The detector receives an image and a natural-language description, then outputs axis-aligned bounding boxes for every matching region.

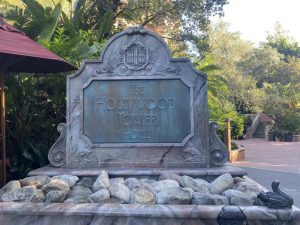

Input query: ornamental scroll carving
[48,123,66,167]
[96,40,180,76]
[209,122,229,166]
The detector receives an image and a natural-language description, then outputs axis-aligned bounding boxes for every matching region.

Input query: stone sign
[48,27,228,169]
[83,79,192,145]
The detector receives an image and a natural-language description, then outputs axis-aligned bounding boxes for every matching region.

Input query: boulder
[195,178,210,189]
[159,172,181,183]
[138,182,157,199]
[45,190,67,203]
[180,176,210,192]
[90,189,110,202]
[68,186,92,197]
[125,178,141,190]
[150,180,179,192]
[2,186,44,202]
[41,179,70,194]
[233,177,245,185]
[222,189,244,199]
[0,188,3,201]
[92,170,110,192]
[192,192,229,205]
[51,175,79,187]
[156,187,193,204]
[109,182,131,203]
[230,195,255,206]
[20,176,50,188]
[233,181,261,194]
[140,179,156,185]
[130,188,155,204]
[210,194,229,205]
[222,189,255,206]
[76,177,95,189]
[2,181,21,194]
[64,196,93,203]
[209,174,233,194]
[192,193,214,205]
[109,178,125,185]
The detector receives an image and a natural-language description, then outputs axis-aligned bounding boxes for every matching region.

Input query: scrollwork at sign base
[48,123,66,167]
[209,122,229,167]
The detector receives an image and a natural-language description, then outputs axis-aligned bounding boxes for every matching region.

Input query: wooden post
[0,67,6,185]
[224,118,232,162]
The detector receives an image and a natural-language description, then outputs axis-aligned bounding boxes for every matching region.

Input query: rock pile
[0,172,262,206]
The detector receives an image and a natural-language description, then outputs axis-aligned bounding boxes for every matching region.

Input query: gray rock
[222,189,244,199]
[68,185,92,197]
[209,174,233,194]
[20,176,50,188]
[90,189,110,202]
[138,182,157,199]
[140,179,156,185]
[98,198,122,204]
[223,189,256,198]
[2,180,21,194]
[0,188,3,201]
[230,195,254,206]
[45,191,67,203]
[109,178,125,185]
[109,182,131,203]
[195,178,210,188]
[41,179,70,194]
[64,196,93,203]
[233,181,261,194]
[125,178,141,190]
[130,188,155,204]
[77,177,95,189]
[150,180,179,192]
[159,172,181,183]
[211,194,229,205]
[51,175,79,187]
[192,192,229,205]
[180,176,210,192]
[222,189,256,206]
[233,177,245,185]
[157,187,193,204]
[192,193,214,205]
[2,186,44,202]
[92,170,110,192]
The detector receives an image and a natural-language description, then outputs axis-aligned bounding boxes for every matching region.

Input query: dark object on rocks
[217,206,246,225]
[258,180,293,209]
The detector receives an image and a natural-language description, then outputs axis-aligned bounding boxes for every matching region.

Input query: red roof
[0,18,76,73]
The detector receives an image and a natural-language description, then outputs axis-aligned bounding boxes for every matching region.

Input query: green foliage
[1,0,108,179]
[194,55,245,138]
[266,23,300,60]
[262,82,300,133]
[6,74,67,179]
[38,2,62,41]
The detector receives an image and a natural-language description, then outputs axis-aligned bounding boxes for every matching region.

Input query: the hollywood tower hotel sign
[48,27,229,169]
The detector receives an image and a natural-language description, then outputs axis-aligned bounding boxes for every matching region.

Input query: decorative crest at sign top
[96,39,181,76]
[124,43,149,70]
[126,26,147,35]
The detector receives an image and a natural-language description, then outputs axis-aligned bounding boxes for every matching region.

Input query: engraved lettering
[106,98,116,110]
[168,98,176,109]
[158,98,168,109]
[84,79,190,144]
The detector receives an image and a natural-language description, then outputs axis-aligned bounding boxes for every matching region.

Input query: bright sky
[212,0,300,45]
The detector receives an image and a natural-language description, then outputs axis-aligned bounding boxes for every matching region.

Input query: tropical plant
[1,0,111,179]
[194,55,245,138]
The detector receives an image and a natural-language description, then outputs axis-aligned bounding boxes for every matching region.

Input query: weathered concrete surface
[0,202,299,225]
